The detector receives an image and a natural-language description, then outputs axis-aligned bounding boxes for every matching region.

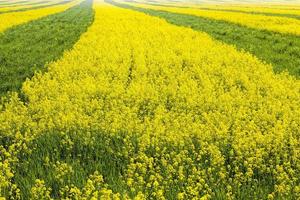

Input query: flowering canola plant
[122,1,300,36]
[0,1,300,199]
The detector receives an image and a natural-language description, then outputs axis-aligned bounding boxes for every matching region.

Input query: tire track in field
[0,0,94,96]
[108,0,300,78]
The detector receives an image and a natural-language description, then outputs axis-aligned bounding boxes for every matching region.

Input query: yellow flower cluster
[59,171,125,200]
[123,1,300,36]
[1,1,300,199]
[53,161,74,184]
[30,179,52,200]
[0,0,83,33]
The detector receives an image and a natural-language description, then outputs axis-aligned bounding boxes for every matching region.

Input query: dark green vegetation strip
[0,0,94,96]
[0,0,73,14]
[107,0,300,78]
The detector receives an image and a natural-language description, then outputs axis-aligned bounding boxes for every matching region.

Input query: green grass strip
[0,0,94,96]
[0,0,73,14]
[107,0,300,78]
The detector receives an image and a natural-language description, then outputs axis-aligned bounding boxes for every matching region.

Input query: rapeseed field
[0,0,299,199]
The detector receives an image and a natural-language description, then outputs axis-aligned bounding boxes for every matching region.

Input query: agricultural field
[0,0,300,199]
